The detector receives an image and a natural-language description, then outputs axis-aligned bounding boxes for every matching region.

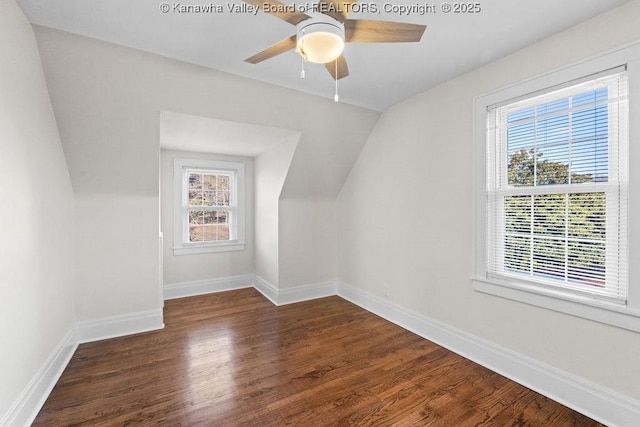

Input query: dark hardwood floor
[34,288,602,426]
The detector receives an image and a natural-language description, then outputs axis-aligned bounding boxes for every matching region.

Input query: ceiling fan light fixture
[296,18,345,64]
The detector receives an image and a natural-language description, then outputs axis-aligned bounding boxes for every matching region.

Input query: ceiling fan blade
[317,0,358,23]
[345,20,426,43]
[245,35,297,64]
[325,55,349,80]
[243,0,311,25]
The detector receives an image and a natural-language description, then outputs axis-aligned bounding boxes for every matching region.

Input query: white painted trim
[163,274,254,300]
[336,281,640,427]
[1,327,78,427]
[275,280,337,305]
[172,242,246,255]
[76,309,164,343]
[173,158,246,255]
[472,41,640,332]
[473,276,640,332]
[252,276,337,306]
[26,276,635,426]
[253,275,279,305]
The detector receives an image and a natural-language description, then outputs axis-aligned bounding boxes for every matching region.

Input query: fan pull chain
[334,59,339,103]
[300,56,305,80]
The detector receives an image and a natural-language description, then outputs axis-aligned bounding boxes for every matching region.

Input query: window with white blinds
[486,71,628,303]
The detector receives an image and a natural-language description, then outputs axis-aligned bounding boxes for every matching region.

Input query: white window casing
[173,158,246,255]
[472,42,640,332]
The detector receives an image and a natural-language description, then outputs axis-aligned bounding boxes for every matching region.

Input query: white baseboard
[253,276,336,305]
[76,309,164,343]
[1,327,78,427]
[336,281,640,427]
[253,275,279,305]
[277,280,337,305]
[22,277,636,426]
[163,274,254,300]
[171,274,640,424]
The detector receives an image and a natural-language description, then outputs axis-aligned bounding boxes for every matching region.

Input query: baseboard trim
[253,276,336,306]
[69,274,639,425]
[336,281,640,427]
[76,309,164,343]
[164,274,254,300]
[253,275,279,305]
[1,327,78,427]
[277,280,337,305]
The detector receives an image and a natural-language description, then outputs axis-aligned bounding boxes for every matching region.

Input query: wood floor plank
[33,288,603,426]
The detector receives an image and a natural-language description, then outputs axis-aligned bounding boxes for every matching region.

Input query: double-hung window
[473,44,640,332]
[173,159,245,255]
[489,71,628,302]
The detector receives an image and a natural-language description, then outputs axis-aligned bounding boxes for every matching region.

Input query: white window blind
[486,71,628,303]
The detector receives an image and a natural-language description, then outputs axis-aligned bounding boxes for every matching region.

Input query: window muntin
[487,72,628,303]
[173,158,245,255]
[186,170,232,243]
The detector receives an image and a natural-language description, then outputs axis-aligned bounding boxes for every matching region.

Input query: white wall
[33,25,379,322]
[337,0,640,401]
[254,136,299,286]
[279,197,337,288]
[161,149,255,284]
[0,0,75,423]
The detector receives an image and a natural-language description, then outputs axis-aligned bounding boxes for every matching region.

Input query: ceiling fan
[243,0,426,81]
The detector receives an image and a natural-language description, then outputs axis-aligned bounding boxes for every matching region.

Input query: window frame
[472,42,640,332]
[489,72,626,302]
[173,158,245,255]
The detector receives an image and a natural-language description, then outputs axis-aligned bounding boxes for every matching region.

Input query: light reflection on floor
[186,324,237,410]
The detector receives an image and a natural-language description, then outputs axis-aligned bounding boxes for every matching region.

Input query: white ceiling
[18,0,633,111]
[160,111,300,156]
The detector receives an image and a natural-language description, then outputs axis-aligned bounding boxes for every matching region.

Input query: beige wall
[279,197,338,288]
[34,25,379,321]
[0,0,75,422]
[19,0,640,417]
[255,136,299,286]
[160,149,255,285]
[337,0,640,400]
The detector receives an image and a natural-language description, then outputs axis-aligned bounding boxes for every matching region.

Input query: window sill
[472,276,640,333]
[172,242,246,255]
